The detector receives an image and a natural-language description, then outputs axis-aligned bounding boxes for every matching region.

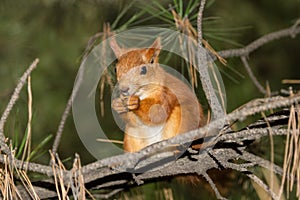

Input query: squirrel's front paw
[112,98,128,114]
[112,96,140,114]
[124,95,140,110]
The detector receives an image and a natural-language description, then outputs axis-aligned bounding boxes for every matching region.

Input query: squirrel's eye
[140,66,147,75]
[150,58,154,64]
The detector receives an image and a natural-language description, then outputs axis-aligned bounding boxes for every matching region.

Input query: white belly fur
[126,124,164,146]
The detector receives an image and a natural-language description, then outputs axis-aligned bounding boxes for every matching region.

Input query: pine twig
[202,172,227,200]
[0,59,39,156]
[241,56,266,94]
[51,57,85,155]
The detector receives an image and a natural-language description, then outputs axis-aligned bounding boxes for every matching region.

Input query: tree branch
[79,95,299,180]
[197,0,226,122]
[241,56,266,94]
[51,56,85,155]
[202,172,227,200]
[0,59,39,156]
[197,0,206,42]
[0,94,298,199]
[217,23,300,59]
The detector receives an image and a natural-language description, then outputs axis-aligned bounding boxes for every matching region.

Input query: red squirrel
[110,37,204,152]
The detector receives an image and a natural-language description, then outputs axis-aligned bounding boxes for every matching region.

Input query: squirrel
[110,37,204,153]
[109,38,234,197]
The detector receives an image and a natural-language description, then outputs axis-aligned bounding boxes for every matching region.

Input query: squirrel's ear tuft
[147,37,161,63]
[151,37,161,50]
[110,37,123,59]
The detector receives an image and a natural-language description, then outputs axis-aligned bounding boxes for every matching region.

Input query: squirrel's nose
[120,86,129,96]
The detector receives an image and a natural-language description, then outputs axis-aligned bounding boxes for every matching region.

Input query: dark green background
[0,0,299,199]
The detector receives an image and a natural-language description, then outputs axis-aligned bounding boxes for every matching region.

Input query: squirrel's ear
[150,37,161,49]
[110,37,123,59]
[147,37,161,62]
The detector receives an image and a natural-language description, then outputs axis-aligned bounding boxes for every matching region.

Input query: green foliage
[0,0,299,199]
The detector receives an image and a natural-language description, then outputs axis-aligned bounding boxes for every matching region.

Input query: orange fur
[110,37,204,153]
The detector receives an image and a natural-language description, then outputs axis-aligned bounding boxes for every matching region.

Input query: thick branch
[197,0,226,121]
[2,96,298,199]
[82,94,300,176]
[0,154,53,176]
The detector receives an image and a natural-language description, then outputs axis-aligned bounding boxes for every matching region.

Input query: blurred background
[0,0,299,199]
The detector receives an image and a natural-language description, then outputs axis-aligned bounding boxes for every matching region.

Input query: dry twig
[0,59,39,157]
[241,56,266,94]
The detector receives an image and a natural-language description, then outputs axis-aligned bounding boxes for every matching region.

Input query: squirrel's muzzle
[119,86,130,96]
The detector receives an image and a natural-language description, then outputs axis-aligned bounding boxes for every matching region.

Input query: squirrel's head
[110,37,163,99]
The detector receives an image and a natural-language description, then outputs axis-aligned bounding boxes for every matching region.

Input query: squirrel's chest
[123,103,182,152]
[124,124,164,152]
[126,123,164,146]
